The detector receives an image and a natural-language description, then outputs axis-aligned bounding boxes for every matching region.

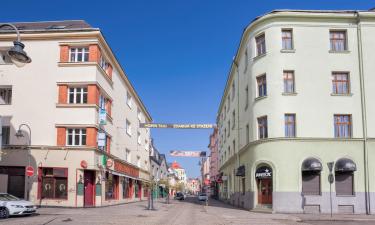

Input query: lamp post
[15,123,32,200]
[0,23,32,67]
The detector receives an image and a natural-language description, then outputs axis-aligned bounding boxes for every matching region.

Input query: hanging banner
[98,132,106,147]
[139,123,215,129]
[99,109,107,125]
[170,150,206,157]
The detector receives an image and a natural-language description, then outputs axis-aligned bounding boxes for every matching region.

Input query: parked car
[174,192,185,200]
[198,193,207,201]
[0,193,37,219]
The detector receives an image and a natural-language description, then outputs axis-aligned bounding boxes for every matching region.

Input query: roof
[171,161,182,169]
[0,20,97,33]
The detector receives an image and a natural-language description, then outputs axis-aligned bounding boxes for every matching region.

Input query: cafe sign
[255,166,272,179]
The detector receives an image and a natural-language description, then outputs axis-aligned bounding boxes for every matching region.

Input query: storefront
[255,165,272,206]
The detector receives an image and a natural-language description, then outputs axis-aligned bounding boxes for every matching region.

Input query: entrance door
[257,179,272,204]
[84,171,95,207]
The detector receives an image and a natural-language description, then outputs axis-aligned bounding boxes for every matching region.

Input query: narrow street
[3,197,375,225]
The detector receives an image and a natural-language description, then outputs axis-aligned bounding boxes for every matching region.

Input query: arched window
[335,158,356,196]
[301,158,322,195]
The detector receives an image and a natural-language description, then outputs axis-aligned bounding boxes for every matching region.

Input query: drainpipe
[233,60,241,201]
[355,11,370,215]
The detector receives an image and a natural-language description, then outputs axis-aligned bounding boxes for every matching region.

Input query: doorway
[84,170,95,207]
[255,165,273,206]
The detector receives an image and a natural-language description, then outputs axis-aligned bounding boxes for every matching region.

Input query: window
[245,85,249,109]
[40,168,68,199]
[125,149,131,162]
[227,95,230,111]
[0,87,12,104]
[105,172,118,200]
[257,116,268,139]
[285,114,296,137]
[145,139,149,150]
[137,132,141,145]
[242,177,246,195]
[137,156,141,167]
[66,128,86,146]
[227,121,230,137]
[330,30,347,51]
[332,72,350,94]
[231,83,235,101]
[282,29,293,50]
[99,55,110,71]
[126,120,132,136]
[246,124,250,144]
[232,111,235,129]
[137,109,142,122]
[68,87,87,104]
[227,146,230,157]
[69,47,89,62]
[257,75,267,97]
[232,140,236,153]
[335,171,354,195]
[302,171,321,195]
[255,33,266,56]
[283,71,295,93]
[126,92,132,108]
[334,115,352,138]
[1,126,10,145]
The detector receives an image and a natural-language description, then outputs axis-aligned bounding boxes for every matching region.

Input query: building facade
[0,21,152,207]
[170,161,187,185]
[186,178,200,195]
[201,157,210,193]
[150,139,168,198]
[208,127,219,198]
[217,10,375,214]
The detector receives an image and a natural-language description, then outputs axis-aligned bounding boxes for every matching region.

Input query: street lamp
[15,123,32,200]
[0,23,32,67]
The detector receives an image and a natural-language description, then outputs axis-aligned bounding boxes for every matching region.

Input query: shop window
[105,172,118,200]
[40,167,68,199]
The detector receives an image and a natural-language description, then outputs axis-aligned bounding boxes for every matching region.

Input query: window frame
[281,29,294,50]
[1,126,10,145]
[68,87,88,104]
[66,128,87,146]
[283,70,295,94]
[285,113,296,138]
[0,86,12,105]
[257,116,268,139]
[126,120,132,136]
[69,47,89,63]
[334,114,352,138]
[126,92,132,108]
[256,74,267,97]
[332,72,350,95]
[255,33,266,56]
[329,30,348,52]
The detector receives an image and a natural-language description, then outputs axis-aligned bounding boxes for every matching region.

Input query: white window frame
[69,47,89,62]
[126,92,132,108]
[68,87,88,104]
[137,109,142,122]
[126,120,132,136]
[66,128,86,146]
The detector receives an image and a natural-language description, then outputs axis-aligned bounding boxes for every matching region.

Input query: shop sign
[255,166,272,179]
[99,108,107,125]
[114,161,139,178]
[106,159,113,168]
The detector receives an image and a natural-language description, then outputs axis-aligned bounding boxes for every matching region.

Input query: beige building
[0,20,152,207]
[217,9,375,214]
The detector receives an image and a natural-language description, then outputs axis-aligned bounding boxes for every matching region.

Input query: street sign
[328,174,334,184]
[26,166,34,177]
[139,123,215,129]
[170,150,206,157]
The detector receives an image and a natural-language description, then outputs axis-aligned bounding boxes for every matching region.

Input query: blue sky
[2,0,373,178]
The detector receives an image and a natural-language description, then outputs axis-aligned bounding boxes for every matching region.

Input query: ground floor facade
[0,147,150,207]
[219,139,375,214]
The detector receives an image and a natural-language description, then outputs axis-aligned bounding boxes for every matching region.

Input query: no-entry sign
[26,166,34,177]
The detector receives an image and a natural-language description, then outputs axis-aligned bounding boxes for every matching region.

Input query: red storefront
[114,161,141,200]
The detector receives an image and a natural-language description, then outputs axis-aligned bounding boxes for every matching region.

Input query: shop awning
[109,170,138,180]
[235,165,245,177]
[335,158,357,172]
[302,157,322,171]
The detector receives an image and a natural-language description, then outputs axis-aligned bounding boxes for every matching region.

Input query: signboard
[170,150,206,157]
[80,160,88,169]
[99,109,107,125]
[114,161,139,178]
[255,166,272,179]
[98,132,106,148]
[140,123,215,129]
[26,166,34,177]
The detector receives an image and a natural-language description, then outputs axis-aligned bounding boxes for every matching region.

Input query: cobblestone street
[2,197,375,225]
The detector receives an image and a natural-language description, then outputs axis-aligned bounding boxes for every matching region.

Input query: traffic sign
[26,166,34,177]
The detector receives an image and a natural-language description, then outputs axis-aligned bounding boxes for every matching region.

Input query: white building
[0,20,152,207]
[217,9,375,214]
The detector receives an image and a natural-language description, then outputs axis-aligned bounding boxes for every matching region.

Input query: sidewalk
[294,213,375,222]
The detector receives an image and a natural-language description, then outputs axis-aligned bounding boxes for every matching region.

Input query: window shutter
[56,127,66,146]
[302,171,320,195]
[335,172,353,195]
[58,85,68,104]
[60,45,69,62]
